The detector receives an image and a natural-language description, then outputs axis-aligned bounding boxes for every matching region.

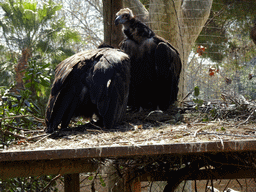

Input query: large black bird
[115,8,182,111]
[45,47,130,133]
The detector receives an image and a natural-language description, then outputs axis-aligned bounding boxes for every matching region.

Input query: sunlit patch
[107,79,111,88]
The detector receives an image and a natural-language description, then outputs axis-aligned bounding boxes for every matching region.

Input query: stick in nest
[144,110,163,120]
[236,110,255,127]
[89,122,108,132]
[34,132,56,144]
[40,174,62,192]
[193,128,202,137]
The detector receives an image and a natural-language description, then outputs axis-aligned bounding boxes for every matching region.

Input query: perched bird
[115,8,182,111]
[45,47,130,133]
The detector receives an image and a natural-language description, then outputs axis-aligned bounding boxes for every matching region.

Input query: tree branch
[123,0,149,22]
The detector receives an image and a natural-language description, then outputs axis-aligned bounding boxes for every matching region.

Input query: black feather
[116,8,182,110]
[45,48,130,133]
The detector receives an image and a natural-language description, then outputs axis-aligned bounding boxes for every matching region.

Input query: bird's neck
[122,18,154,44]
[122,18,135,31]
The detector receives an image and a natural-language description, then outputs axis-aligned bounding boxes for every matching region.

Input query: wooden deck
[1,140,256,180]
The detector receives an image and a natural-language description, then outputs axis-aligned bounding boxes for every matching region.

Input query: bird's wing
[45,49,99,132]
[89,49,130,129]
[155,42,182,109]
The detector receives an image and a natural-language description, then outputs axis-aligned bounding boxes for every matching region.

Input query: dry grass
[5,105,256,151]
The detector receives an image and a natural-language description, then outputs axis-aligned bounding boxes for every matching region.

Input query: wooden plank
[0,159,97,179]
[64,173,80,192]
[2,140,256,162]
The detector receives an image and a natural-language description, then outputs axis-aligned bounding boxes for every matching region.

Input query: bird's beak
[114,16,121,26]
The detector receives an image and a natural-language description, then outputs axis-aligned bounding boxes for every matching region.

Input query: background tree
[57,0,103,50]
[191,0,256,99]
[196,0,256,62]
[0,0,80,93]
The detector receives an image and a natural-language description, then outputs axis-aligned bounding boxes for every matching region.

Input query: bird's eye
[123,14,129,18]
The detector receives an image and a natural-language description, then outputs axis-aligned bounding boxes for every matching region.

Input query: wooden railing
[1,140,256,191]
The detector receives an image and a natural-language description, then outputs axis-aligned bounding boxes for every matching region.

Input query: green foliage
[0,87,44,134]
[23,59,51,97]
[193,86,204,110]
[0,0,82,191]
[0,57,57,190]
[210,108,217,118]
[22,58,52,117]
[99,174,106,187]
[0,45,18,87]
[0,0,62,50]
[0,0,82,143]
[140,0,150,9]
[194,86,200,97]
[202,114,209,122]
[1,175,58,191]
[196,0,256,62]
[216,127,225,131]
[0,0,80,71]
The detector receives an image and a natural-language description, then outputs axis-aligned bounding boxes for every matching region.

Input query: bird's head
[115,8,134,26]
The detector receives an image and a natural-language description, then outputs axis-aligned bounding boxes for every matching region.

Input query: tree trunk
[12,48,31,93]
[103,0,123,47]
[124,0,213,102]
[123,0,149,22]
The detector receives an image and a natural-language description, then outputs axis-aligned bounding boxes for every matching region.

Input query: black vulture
[45,47,130,133]
[115,8,182,111]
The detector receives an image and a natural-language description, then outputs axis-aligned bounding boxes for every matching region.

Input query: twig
[205,180,209,192]
[31,115,45,124]
[194,180,198,192]
[5,124,30,131]
[0,129,27,140]
[193,128,202,137]
[1,127,48,142]
[181,91,193,102]
[235,179,243,190]
[40,174,62,192]
[236,110,255,127]
[198,131,256,138]
[91,167,101,192]
[27,134,48,141]
[182,180,187,192]
[34,132,55,144]
[24,129,45,134]
[89,122,107,132]
[0,115,31,120]
[214,135,224,149]
[1,114,45,125]
[144,110,163,120]
[223,179,231,191]
[86,129,106,133]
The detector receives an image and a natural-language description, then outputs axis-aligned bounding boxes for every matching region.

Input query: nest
[4,91,256,151]
[3,91,256,191]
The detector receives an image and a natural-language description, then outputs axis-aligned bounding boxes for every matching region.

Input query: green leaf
[194,86,200,97]
[88,176,93,180]
[197,99,204,106]
[39,78,50,87]
[99,175,106,187]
